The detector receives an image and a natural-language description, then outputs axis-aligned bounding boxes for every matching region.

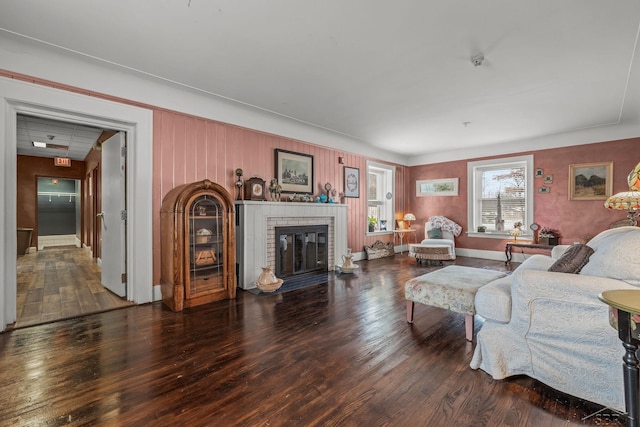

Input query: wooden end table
[599,290,640,427]
[504,241,554,264]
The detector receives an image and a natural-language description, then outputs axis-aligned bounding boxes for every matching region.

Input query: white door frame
[0,77,154,331]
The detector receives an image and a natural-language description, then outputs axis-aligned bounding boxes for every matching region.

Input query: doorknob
[97,212,105,218]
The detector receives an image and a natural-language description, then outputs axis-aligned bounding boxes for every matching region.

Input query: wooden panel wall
[152,110,407,285]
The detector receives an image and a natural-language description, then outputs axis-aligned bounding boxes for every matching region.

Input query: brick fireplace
[235,201,348,290]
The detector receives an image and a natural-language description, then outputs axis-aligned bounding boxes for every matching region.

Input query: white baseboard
[153,285,163,302]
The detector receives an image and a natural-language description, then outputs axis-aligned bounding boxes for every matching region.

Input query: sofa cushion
[548,244,594,274]
[427,227,442,239]
[515,254,557,272]
[580,227,640,285]
[475,276,513,323]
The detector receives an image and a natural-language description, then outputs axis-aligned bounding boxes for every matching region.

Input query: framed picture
[416,178,459,197]
[535,168,544,178]
[568,161,613,200]
[275,149,314,194]
[343,166,359,198]
[544,174,553,184]
[538,186,550,193]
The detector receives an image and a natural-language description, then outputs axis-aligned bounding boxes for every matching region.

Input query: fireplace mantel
[235,201,348,289]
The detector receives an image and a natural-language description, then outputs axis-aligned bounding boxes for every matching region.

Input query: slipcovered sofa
[471,226,640,411]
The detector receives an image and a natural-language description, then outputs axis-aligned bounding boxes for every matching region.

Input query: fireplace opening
[275,225,328,280]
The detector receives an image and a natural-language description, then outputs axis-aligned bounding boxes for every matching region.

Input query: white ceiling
[2,1,640,160]
[16,115,104,161]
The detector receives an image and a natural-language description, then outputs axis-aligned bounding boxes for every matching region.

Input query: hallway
[15,246,134,328]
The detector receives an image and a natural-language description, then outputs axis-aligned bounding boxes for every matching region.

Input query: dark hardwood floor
[0,254,625,426]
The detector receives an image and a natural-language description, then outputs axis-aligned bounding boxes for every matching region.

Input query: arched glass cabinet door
[187,193,225,298]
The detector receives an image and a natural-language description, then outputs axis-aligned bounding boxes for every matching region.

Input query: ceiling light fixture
[471,53,484,67]
[32,141,47,148]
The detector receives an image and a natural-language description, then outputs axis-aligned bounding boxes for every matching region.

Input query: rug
[247,272,329,296]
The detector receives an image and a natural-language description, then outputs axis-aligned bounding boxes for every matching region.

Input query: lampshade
[403,213,416,222]
[604,161,640,226]
[604,191,640,225]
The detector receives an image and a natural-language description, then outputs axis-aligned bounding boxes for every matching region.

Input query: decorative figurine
[234,168,244,200]
[268,178,282,202]
[324,182,332,202]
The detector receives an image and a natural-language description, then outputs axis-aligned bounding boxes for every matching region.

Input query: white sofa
[471,226,640,411]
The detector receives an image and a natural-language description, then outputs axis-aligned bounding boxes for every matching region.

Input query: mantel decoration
[275,149,314,194]
[268,178,282,202]
[244,177,266,201]
[604,161,640,225]
[234,168,244,200]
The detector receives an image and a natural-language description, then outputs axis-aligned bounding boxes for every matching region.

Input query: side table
[393,228,417,253]
[599,289,640,427]
[505,241,554,264]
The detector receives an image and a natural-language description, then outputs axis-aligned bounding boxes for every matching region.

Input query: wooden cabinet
[160,179,236,311]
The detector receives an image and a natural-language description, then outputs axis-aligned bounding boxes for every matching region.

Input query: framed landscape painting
[416,178,459,197]
[275,149,314,194]
[568,161,613,200]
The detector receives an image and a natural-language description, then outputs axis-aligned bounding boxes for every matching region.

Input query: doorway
[37,177,81,250]
[14,127,131,328]
[1,76,154,331]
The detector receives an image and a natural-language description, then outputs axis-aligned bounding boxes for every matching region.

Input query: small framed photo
[535,168,544,178]
[343,166,360,198]
[544,174,553,184]
[568,161,613,200]
[538,186,550,194]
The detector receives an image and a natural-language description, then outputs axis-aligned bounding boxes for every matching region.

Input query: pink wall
[4,69,637,286]
[152,110,407,285]
[409,138,640,253]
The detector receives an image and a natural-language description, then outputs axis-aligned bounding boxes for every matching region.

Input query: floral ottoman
[405,265,507,341]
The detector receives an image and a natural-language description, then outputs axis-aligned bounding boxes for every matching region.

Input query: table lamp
[604,161,640,226]
[403,213,416,228]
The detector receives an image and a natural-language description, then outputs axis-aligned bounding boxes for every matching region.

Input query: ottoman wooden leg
[406,300,415,323]
[464,314,474,341]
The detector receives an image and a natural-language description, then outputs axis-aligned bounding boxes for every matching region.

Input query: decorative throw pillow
[427,227,443,239]
[548,244,594,274]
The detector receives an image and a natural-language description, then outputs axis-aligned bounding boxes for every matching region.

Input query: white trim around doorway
[0,77,154,331]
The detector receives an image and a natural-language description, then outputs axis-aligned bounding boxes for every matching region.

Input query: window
[366,161,395,233]
[467,155,534,238]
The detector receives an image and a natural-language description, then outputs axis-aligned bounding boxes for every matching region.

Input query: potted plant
[368,216,378,232]
[539,227,560,245]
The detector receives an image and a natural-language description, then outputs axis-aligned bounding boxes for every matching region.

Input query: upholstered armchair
[408,216,461,264]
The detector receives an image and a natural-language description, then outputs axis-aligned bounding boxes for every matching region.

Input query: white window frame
[467,155,534,239]
[366,160,395,235]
